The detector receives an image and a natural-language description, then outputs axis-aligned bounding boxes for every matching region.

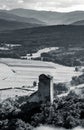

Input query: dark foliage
[31,95,84,129]
[71,74,84,86]
[0,119,33,130]
[41,47,82,66]
[54,83,69,95]
[0,25,84,59]
[0,94,84,129]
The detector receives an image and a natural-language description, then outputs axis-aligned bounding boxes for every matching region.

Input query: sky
[0,0,84,12]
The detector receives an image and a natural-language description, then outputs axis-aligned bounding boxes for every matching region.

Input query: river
[21,47,59,59]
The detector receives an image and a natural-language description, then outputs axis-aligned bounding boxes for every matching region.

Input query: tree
[33,81,37,87]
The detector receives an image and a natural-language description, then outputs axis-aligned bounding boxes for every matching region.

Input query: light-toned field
[0,89,34,101]
[0,58,82,100]
[49,62,82,83]
[0,58,82,89]
[0,58,55,88]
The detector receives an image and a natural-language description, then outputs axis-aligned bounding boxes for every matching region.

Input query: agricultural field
[0,58,82,89]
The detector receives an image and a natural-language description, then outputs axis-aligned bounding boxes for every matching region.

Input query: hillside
[1,25,84,46]
[72,20,84,25]
[0,19,43,31]
[0,11,45,26]
[9,9,84,25]
[0,25,84,57]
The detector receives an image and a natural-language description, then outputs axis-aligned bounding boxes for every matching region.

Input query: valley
[0,8,84,130]
[0,55,82,101]
[1,25,84,60]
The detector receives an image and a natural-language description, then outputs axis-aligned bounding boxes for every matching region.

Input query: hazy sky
[0,0,84,12]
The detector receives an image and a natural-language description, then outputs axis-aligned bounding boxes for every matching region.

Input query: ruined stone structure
[28,74,54,104]
[38,74,54,103]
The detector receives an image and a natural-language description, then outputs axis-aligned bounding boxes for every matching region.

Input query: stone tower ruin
[28,74,54,104]
[38,74,54,104]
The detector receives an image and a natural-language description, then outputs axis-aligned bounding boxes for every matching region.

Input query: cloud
[0,0,24,10]
[18,0,24,4]
[0,0,84,12]
[22,0,84,12]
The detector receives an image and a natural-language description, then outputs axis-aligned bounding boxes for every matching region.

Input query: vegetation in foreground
[31,95,84,129]
[0,93,84,130]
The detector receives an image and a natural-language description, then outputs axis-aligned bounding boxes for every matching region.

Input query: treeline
[0,25,84,58]
[41,47,83,66]
[0,94,84,129]
[31,95,84,129]
[71,73,84,86]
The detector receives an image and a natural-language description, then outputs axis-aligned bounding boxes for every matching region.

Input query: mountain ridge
[0,10,45,25]
[8,8,84,25]
[0,18,44,31]
[71,20,84,25]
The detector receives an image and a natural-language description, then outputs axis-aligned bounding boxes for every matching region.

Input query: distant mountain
[0,19,43,31]
[71,20,84,25]
[9,9,84,25]
[0,11,45,26]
